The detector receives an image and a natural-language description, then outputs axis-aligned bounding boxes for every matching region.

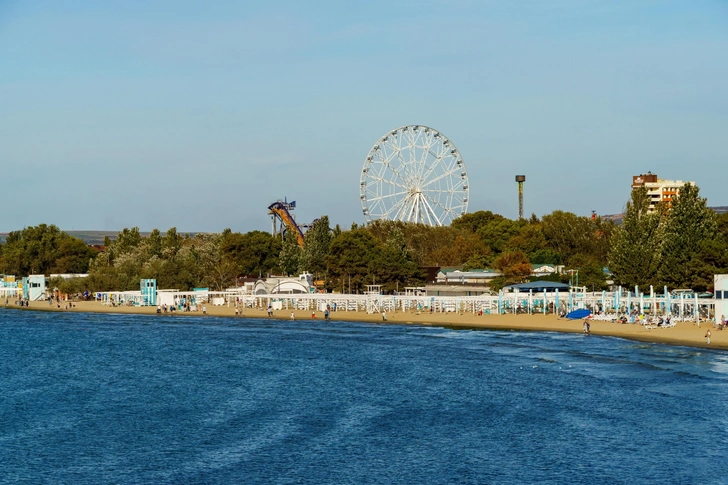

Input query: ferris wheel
[359,125,469,226]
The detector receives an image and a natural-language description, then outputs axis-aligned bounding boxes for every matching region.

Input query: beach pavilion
[503,281,570,292]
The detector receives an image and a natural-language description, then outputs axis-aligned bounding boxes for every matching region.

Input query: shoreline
[2,300,723,351]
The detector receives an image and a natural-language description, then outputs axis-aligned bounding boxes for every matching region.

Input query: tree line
[1,183,726,294]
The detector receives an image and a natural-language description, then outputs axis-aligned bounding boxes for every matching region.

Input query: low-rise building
[254,273,316,294]
[436,269,501,285]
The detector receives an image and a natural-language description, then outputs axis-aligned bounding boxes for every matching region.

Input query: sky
[1,0,727,233]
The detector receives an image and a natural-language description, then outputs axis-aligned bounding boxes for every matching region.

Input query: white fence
[92,288,717,323]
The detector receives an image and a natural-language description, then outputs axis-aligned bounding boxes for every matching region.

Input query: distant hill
[0,230,199,245]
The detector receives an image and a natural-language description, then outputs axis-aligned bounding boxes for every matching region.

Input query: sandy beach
[3,299,723,351]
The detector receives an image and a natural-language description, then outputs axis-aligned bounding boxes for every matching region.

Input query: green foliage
[370,228,425,292]
[477,218,525,254]
[301,216,332,277]
[529,249,562,265]
[367,219,488,267]
[462,254,493,271]
[658,183,718,289]
[326,228,380,293]
[451,210,504,233]
[0,224,97,275]
[219,230,281,276]
[608,187,663,288]
[567,254,608,291]
[9,183,724,295]
[279,230,302,276]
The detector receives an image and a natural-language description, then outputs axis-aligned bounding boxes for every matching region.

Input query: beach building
[254,273,315,295]
[632,172,692,213]
[530,264,563,277]
[436,269,501,285]
[141,279,157,306]
[424,284,491,297]
[715,275,728,319]
[50,273,89,280]
[0,275,21,298]
[23,275,48,301]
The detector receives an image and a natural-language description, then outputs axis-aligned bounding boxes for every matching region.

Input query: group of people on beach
[155,302,202,314]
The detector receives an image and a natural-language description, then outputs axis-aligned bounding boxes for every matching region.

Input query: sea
[1,310,728,484]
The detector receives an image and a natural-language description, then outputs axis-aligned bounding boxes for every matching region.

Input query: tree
[369,227,425,292]
[507,222,547,257]
[219,230,281,276]
[541,211,595,262]
[301,215,332,277]
[451,210,504,233]
[477,218,524,254]
[608,187,663,287]
[567,254,608,291]
[658,183,718,289]
[325,229,380,293]
[492,251,532,285]
[0,224,97,276]
[462,254,493,271]
[279,230,302,276]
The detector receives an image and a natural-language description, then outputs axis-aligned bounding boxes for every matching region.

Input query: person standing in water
[705,329,711,344]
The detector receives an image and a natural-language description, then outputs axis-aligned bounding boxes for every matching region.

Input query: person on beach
[202,306,207,315]
[290,312,295,321]
[324,309,330,320]
[311,311,316,319]
[382,311,387,322]
[705,330,711,344]
[235,307,239,316]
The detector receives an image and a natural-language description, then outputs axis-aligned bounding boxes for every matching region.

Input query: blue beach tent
[566,309,591,320]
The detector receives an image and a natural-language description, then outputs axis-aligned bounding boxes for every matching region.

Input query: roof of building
[439,270,501,278]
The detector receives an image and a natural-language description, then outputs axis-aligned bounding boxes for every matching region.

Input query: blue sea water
[1,310,728,484]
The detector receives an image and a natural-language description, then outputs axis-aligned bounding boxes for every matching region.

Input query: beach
[5,299,723,350]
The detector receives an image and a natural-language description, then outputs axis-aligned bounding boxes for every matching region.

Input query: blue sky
[1,0,726,232]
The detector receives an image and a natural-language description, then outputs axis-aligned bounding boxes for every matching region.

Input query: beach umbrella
[679,293,684,318]
[569,290,573,312]
[615,287,621,313]
[695,293,699,323]
[543,291,547,314]
[498,290,503,314]
[529,289,533,314]
[555,289,559,314]
[640,293,644,315]
[602,290,606,313]
[627,291,632,314]
[663,286,668,314]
